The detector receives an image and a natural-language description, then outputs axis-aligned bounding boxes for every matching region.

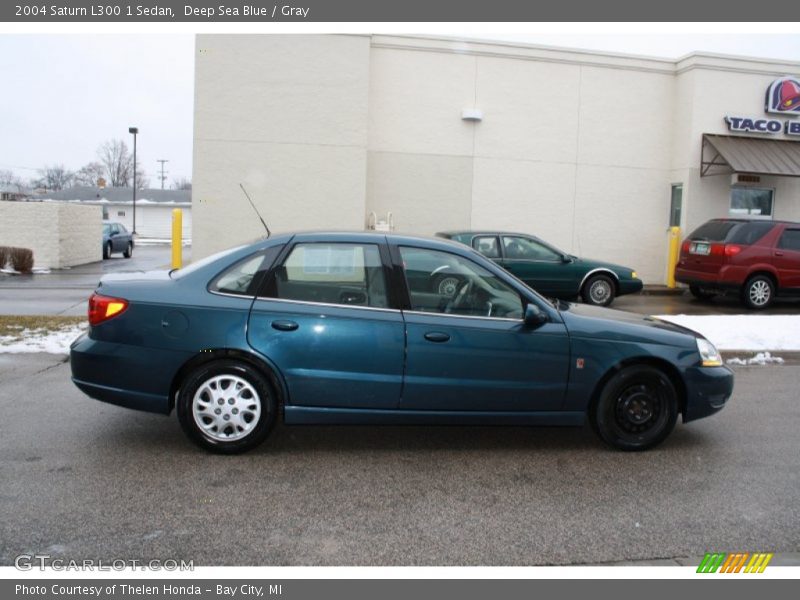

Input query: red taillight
[724,244,742,257]
[681,240,690,254]
[710,243,725,256]
[88,293,129,326]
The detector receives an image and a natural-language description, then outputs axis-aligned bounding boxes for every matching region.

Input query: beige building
[192,35,800,283]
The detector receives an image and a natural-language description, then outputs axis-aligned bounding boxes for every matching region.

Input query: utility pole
[156,159,169,190]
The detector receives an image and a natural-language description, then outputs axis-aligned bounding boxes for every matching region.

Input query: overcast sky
[1,33,797,188]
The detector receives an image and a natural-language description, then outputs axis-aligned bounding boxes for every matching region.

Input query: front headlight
[631,271,638,279]
[697,338,722,367]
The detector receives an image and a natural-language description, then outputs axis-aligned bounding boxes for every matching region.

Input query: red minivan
[675,218,800,309]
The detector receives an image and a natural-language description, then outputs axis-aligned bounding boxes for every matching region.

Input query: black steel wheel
[591,365,678,451]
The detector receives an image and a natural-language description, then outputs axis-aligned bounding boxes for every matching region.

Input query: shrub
[0,246,9,270]
[10,247,34,273]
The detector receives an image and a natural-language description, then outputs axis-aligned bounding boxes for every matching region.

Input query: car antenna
[239,183,271,238]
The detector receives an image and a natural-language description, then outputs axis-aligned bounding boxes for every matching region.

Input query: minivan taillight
[724,244,742,257]
[88,293,129,326]
[681,240,690,254]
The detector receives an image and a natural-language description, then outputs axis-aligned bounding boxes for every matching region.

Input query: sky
[1,33,798,188]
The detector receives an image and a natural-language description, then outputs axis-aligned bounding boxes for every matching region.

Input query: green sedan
[436,231,643,306]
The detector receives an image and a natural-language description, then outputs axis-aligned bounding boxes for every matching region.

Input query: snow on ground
[0,324,86,354]
[726,352,785,366]
[655,314,800,352]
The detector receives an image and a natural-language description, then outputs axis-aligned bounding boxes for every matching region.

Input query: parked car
[675,218,800,309]
[70,232,732,454]
[102,221,134,259]
[436,231,642,307]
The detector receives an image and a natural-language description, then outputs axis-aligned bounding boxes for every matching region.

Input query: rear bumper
[682,365,735,423]
[70,332,189,415]
[675,265,744,292]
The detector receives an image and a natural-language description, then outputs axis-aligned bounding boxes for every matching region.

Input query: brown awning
[701,134,800,177]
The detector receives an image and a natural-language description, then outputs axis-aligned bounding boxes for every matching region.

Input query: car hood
[571,256,634,275]
[557,301,701,346]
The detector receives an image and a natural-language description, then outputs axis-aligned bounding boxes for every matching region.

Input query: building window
[730,187,774,219]
[117,210,126,217]
[669,184,683,227]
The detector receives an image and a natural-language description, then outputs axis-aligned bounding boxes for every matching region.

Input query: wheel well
[581,270,620,295]
[168,349,286,414]
[745,270,778,290]
[588,356,687,417]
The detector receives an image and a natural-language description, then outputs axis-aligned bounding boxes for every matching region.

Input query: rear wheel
[741,275,774,310]
[591,365,678,451]
[581,274,615,307]
[689,284,716,301]
[103,241,111,259]
[123,242,133,258]
[177,360,276,453]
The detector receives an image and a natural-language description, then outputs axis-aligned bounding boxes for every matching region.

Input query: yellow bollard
[666,226,681,288]
[171,208,183,270]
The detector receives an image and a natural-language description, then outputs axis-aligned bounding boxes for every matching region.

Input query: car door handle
[271,320,299,332]
[774,251,784,257]
[424,331,450,343]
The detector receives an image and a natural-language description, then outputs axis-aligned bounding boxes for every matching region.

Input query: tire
[581,274,616,307]
[590,365,678,451]
[741,275,774,310]
[103,241,111,259]
[177,360,277,454]
[123,242,133,258]
[434,274,462,298]
[689,284,716,301]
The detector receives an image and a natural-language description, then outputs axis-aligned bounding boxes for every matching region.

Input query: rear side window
[727,222,774,245]
[210,253,268,296]
[778,229,800,251]
[472,236,500,258]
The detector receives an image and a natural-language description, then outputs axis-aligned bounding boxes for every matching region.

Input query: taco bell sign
[725,76,800,137]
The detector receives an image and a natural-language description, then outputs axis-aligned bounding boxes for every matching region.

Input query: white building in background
[192,35,800,283]
[33,186,192,240]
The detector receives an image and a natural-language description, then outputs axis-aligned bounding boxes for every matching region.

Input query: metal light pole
[128,127,138,234]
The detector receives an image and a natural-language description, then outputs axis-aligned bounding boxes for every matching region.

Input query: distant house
[0,184,31,202]
[32,186,192,240]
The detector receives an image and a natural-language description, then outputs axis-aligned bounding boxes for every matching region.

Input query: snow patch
[0,324,87,354]
[655,314,800,351]
[726,352,785,366]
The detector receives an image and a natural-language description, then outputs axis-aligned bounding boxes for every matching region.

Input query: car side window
[210,253,268,296]
[472,236,501,259]
[118,224,128,234]
[267,243,389,308]
[778,229,800,251]
[399,246,523,319]
[110,224,119,235]
[502,236,561,261]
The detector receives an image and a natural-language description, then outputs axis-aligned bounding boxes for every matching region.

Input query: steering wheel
[444,279,473,314]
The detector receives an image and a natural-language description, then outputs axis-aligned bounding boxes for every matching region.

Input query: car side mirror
[561,254,573,263]
[523,303,548,328]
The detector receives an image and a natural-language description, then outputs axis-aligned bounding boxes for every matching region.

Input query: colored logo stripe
[697,552,773,573]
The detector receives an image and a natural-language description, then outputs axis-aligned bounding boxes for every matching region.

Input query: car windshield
[102,224,111,234]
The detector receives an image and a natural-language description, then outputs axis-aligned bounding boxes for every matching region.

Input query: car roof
[702,218,799,226]
[437,230,544,238]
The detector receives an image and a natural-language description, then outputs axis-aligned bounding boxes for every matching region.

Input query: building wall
[102,203,192,239]
[193,34,371,258]
[192,35,800,284]
[0,201,101,269]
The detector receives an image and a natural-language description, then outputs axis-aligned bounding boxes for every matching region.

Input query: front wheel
[591,365,678,451]
[123,242,133,258]
[581,274,615,307]
[177,360,276,453]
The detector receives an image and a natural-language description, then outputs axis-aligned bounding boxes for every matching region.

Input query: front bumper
[682,365,734,423]
[618,278,644,296]
[70,332,189,415]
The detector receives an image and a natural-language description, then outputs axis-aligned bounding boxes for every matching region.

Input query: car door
[396,244,570,412]
[773,227,800,290]
[247,239,406,409]
[497,235,568,297]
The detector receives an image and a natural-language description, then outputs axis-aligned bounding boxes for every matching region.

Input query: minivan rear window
[688,220,773,245]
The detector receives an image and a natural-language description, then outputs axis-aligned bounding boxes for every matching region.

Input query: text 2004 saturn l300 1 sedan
[70,232,733,454]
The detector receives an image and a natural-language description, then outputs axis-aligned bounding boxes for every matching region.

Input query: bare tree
[0,169,23,189]
[73,161,106,187]
[172,177,192,191]
[97,139,133,187]
[34,164,74,192]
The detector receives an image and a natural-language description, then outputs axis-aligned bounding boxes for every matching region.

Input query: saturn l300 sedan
[70,232,733,453]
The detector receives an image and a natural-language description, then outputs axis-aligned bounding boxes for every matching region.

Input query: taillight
[88,293,129,326]
[710,243,725,256]
[681,240,690,254]
[724,244,742,257]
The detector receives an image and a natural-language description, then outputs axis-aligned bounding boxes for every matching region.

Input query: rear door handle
[774,251,784,257]
[271,320,299,332]
[424,331,450,343]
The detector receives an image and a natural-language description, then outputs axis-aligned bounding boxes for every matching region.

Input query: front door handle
[774,251,784,257]
[424,331,450,343]
[271,320,299,332]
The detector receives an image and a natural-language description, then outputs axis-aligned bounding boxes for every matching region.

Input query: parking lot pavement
[609,291,800,317]
[0,245,189,316]
[0,354,797,566]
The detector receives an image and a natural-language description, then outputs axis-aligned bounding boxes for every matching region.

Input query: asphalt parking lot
[0,352,797,566]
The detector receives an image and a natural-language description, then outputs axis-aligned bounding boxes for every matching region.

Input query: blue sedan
[102,221,134,259]
[70,232,733,453]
